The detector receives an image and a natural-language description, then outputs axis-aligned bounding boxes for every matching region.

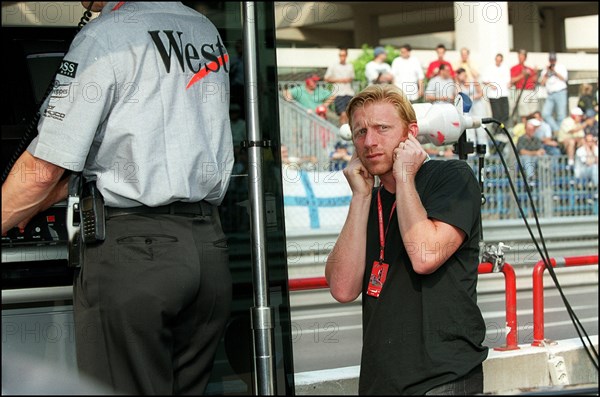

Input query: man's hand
[393,134,427,183]
[343,151,374,198]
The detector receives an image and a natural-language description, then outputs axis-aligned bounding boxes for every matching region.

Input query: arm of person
[325,152,374,303]
[392,135,466,274]
[539,68,549,86]
[541,137,559,146]
[473,81,484,100]
[2,151,66,234]
[282,88,294,103]
[569,121,587,134]
[323,93,336,108]
[510,71,527,85]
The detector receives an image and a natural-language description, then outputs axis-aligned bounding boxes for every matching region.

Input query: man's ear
[408,122,419,138]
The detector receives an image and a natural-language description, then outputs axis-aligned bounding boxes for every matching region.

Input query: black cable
[494,124,599,366]
[483,120,599,369]
[488,124,599,367]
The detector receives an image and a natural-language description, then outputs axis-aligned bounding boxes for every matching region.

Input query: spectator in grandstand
[574,133,598,186]
[325,83,487,395]
[391,43,425,102]
[517,118,547,182]
[531,111,561,155]
[482,53,511,128]
[283,73,334,115]
[577,83,598,119]
[584,113,598,138]
[557,107,593,167]
[509,49,539,121]
[540,52,568,134]
[424,63,457,103]
[454,47,479,83]
[365,46,392,85]
[324,47,356,126]
[425,43,456,79]
[517,118,545,157]
[456,67,489,153]
[329,141,352,171]
[511,115,528,145]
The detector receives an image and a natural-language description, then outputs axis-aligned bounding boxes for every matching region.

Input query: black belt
[105,201,213,219]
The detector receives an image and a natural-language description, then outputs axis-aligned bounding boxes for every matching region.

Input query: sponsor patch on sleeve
[58,60,78,78]
[51,81,71,99]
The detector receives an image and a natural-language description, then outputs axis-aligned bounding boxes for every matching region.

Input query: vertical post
[531,260,548,346]
[242,2,276,394]
[500,264,519,350]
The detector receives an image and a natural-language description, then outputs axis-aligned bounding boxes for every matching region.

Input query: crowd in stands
[276,44,598,188]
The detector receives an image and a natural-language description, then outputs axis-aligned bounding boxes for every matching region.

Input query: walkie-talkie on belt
[80,181,106,244]
[66,174,106,267]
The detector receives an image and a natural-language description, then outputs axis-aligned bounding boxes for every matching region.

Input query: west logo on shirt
[58,60,78,78]
[148,31,229,89]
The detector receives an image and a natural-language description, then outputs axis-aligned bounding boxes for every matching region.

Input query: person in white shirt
[482,53,511,127]
[365,46,392,86]
[325,47,356,126]
[391,44,424,102]
[574,133,598,186]
[540,52,568,133]
[424,64,456,103]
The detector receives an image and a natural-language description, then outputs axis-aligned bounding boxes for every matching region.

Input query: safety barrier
[288,262,519,351]
[478,262,519,351]
[531,255,599,347]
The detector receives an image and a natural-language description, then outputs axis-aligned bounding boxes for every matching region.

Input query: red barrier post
[478,262,519,351]
[531,255,598,347]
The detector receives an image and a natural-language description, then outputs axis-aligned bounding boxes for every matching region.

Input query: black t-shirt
[359,159,489,395]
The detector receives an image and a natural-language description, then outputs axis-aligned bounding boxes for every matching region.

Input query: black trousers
[74,210,231,395]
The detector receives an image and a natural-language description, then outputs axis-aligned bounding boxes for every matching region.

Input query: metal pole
[242,2,276,395]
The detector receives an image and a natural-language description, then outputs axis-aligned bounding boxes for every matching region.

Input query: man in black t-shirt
[325,84,488,395]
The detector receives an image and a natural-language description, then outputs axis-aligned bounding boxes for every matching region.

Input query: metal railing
[478,262,519,351]
[278,96,341,167]
[531,255,599,347]
[479,155,599,219]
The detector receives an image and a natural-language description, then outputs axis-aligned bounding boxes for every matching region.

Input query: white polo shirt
[29,2,233,207]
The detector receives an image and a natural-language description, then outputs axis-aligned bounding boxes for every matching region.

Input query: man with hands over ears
[325,84,488,395]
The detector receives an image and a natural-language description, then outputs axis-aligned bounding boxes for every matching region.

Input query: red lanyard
[377,187,397,263]
[112,2,126,11]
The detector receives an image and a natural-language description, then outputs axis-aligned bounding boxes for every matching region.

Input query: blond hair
[346,84,416,136]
